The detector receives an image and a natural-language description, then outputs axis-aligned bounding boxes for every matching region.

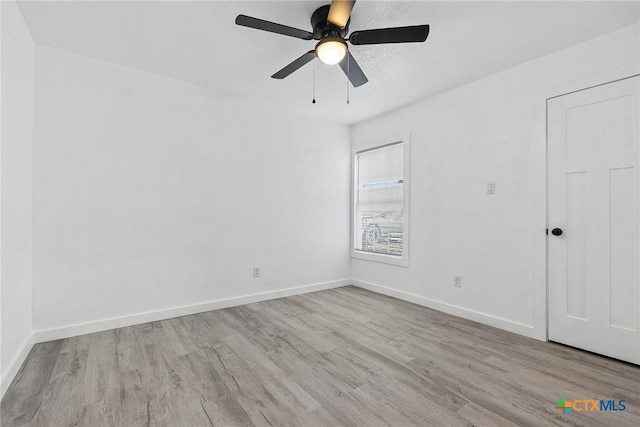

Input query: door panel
[609,167,635,330]
[566,94,635,155]
[548,76,639,364]
[566,171,588,320]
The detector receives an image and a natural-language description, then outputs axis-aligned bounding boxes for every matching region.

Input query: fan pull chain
[312,57,316,104]
[346,51,350,104]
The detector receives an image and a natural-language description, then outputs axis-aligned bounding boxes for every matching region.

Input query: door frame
[544,72,640,344]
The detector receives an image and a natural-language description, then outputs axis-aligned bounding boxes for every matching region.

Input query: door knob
[551,228,563,236]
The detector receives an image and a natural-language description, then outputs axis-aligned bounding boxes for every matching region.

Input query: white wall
[1,1,35,396]
[351,24,640,340]
[32,46,351,335]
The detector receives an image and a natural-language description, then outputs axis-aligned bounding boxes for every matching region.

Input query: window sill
[351,250,409,267]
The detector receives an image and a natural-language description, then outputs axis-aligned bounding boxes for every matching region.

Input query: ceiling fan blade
[327,0,356,29]
[272,51,316,79]
[236,15,314,40]
[339,51,368,87]
[349,25,429,45]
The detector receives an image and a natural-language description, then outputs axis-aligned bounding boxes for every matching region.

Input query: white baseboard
[33,279,350,344]
[350,279,538,339]
[1,333,35,399]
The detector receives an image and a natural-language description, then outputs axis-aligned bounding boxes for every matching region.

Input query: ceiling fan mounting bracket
[311,5,349,40]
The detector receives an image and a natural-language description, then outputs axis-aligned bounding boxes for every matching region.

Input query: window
[352,138,409,266]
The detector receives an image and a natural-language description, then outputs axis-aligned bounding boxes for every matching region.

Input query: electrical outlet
[253,266,261,278]
[454,275,462,288]
[486,181,496,194]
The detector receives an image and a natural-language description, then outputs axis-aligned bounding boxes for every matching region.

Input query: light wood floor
[2,286,639,426]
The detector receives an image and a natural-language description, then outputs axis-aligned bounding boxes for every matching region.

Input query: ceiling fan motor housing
[311,5,349,40]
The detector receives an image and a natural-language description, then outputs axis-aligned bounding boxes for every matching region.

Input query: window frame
[351,134,410,267]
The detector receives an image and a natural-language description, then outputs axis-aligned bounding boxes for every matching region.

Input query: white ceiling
[17,1,640,125]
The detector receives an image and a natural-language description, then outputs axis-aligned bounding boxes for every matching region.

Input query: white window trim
[351,133,410,267]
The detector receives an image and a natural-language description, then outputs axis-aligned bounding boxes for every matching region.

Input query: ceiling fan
[235,0,430,87]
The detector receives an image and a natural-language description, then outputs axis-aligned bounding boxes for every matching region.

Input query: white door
[548,76,640,364]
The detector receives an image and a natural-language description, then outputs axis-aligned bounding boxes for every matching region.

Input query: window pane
[355,143,404,257]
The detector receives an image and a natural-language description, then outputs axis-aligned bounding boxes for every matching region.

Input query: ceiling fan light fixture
[236,1,430,87]
[316,37,347,65]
